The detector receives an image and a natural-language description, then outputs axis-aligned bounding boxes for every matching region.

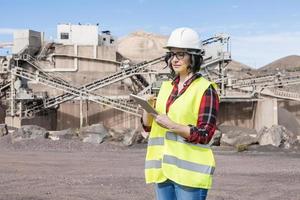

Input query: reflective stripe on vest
[148,137,164,146]
[163,155,215,175]
[145,160,162,169]
[165,131,211,149]
[145,124,167,184]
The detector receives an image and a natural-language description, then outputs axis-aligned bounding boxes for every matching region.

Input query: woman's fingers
[143,95,157,106]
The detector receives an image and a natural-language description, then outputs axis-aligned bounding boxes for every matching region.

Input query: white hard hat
[165,27,202,51]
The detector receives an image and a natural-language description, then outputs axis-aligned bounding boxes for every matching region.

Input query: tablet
[130,94,158,115]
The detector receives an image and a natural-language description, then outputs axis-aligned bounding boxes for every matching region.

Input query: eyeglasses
[166,52,187,60]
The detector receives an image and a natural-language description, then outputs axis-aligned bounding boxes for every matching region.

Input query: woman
[141,27,219,200]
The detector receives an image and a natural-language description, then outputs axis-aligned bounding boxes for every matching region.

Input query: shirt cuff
[140,117,152,132]
[186,124,209,144]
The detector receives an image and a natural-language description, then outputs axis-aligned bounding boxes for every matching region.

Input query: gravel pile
[0,134,138,153]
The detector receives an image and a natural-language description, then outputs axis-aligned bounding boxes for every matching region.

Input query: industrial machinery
[1,25,300,129]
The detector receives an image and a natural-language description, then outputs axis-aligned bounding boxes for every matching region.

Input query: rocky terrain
[0,124,300,200]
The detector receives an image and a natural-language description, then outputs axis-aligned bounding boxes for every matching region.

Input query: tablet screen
[130,94,158,115]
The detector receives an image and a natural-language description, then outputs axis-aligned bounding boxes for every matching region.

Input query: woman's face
[169,48,191,75]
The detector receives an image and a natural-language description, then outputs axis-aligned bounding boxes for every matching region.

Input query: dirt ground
[0,136,299,200]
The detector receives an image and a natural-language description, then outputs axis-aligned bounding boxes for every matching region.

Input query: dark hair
[164,50,203,78]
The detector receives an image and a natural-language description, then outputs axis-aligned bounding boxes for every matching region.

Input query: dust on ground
[0,135,299,200]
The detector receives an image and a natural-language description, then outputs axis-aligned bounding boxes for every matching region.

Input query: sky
[1,0,300,68]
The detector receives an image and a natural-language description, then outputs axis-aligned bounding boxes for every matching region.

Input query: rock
[258,126,280,147]
[221,132,258,147]
[80,123,108,135]
[82,133,107,144]
[258,125,285,147]
[122,129,145,146]
[79,124,109,144]
[209,129,222,146]
[48,128,77,140]
[256,125,299,149]
[140,131,149,139]
[108,128,147,145]
[236,144,249,152]
[291,140,300,151]
[281,127,298,149]
[219,126,258,147]
[0,124,8,137]
[11,125,48,143]
[108,128,125,142]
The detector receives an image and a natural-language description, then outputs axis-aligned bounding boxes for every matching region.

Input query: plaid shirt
[142,73,219,144]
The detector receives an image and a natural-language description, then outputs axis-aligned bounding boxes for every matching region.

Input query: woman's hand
[155,114,175,129]
[142,94,157,116]
[155,114,190,139]
[141,94,157,127]
[143,94,156,107]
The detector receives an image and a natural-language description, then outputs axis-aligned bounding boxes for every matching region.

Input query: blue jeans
[155,179,208,200]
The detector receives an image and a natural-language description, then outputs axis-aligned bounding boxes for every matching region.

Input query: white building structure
[57,24,115,46]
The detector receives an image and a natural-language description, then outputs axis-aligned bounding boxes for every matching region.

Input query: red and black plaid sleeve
[186,85,219,144]
[141,117,152,132]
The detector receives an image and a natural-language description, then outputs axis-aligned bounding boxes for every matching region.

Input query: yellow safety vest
[145,76,218,189]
